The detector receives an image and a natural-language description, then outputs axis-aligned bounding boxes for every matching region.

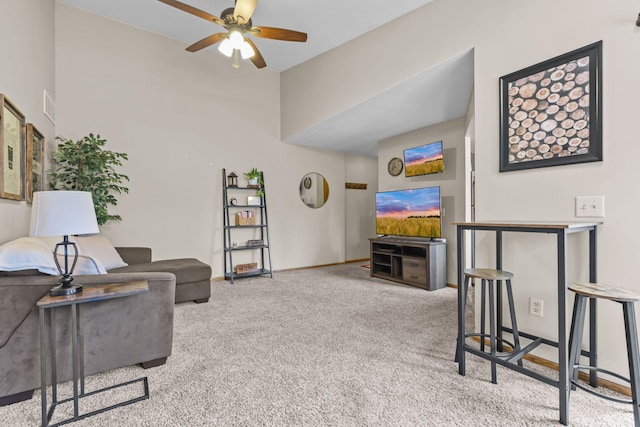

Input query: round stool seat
[464,268,514,281]
[569,282,640,303]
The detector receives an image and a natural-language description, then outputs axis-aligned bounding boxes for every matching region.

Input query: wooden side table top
[453,220,602,229]
[37,280,148,309]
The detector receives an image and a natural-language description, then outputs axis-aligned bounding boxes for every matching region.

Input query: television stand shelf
[369,237,446,291]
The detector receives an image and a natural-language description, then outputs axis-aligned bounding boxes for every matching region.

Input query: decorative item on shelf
[387,157,403,176]
[636,12,640,26]
[29,191,100,296]
[244,168,262,188]
[247,195,261,206]
[229,197,238,206]
[236,262,258,274]
[235,210,256,225]
[247,239,264,247]
[227,171,238,187]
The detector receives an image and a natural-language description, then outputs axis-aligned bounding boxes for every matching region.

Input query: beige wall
[377,118,466,285]
[0,0,56,243]
[344,153,377,260]
[54,4,347,275]
[283,0,640,380]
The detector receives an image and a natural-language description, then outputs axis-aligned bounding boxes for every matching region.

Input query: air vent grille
[43,90,55,124]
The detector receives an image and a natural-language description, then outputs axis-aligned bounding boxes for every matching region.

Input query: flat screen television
[403,141,445,177]
[375,186,441,239]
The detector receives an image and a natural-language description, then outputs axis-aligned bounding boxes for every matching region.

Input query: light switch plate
[575,196,605,217]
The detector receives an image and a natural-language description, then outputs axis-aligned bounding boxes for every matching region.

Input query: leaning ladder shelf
[222,168,273,284]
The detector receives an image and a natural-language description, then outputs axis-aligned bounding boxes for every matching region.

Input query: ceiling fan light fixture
[228,30,244,49]
[240,41,255,59]
[218,38,234,57]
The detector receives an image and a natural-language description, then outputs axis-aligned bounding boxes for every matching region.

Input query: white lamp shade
[228,31,244,49]
[218,38,234,57]
[30,191,100,237]
[240,41,255,59]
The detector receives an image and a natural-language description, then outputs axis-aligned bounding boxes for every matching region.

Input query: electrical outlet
[529,297,543,317]
[575,196,605,217]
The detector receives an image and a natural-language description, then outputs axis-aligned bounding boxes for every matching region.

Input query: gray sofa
[0,247,211,406]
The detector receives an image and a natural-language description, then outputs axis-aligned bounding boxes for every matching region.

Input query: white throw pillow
[75,236,128,270]
[0,237,107,275]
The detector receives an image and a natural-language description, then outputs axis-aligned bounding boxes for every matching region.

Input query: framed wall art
[499,41,602,172]
[26,123,45,204]
[0,94,26,200]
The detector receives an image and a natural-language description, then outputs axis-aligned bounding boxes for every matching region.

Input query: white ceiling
[57,0,474,157]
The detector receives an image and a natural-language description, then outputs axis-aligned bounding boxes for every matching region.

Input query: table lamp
[29,191,100,296]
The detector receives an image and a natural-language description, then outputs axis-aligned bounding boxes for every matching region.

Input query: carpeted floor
[1,263,634,426]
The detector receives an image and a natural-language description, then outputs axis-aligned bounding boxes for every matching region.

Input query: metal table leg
[557,230,569,425]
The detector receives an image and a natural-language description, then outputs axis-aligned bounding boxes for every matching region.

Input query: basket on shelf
[236,262,258,274]
[235,211,256,226]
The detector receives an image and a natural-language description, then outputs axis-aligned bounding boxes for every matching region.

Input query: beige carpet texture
[1,263,635,426]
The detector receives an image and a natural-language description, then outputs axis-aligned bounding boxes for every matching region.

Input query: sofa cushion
[0,237,107,275]
[75,236,128,269]
[109,258,211,284]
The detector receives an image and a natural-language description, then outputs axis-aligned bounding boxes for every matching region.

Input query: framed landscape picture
[499,41,602,172]
[0,94,26,200]
[26,123,45,204]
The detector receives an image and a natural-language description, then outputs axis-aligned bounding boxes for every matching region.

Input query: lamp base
[50,283,83,297]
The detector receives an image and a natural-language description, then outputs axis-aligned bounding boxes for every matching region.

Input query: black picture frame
[499,41,602,172]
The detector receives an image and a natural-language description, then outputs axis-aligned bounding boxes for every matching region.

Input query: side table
[38,280,150,427]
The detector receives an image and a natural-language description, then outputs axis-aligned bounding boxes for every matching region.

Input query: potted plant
[48,133,129,225]
[244,168,264,196]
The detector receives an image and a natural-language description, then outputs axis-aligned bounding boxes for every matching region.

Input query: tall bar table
[454,221,600,426]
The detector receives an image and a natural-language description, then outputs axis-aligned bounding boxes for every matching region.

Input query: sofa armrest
[115,247,152,265]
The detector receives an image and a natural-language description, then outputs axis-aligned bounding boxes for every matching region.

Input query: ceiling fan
[159,0,308,69]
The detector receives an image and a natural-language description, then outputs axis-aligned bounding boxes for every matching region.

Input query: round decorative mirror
[299,172,330,208]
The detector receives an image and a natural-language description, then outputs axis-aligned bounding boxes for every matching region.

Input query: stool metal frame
[459,268,522,384]
[568,282,640,426]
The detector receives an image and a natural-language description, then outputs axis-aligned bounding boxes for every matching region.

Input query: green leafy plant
[49,133,129,225]
[244,167,264,196]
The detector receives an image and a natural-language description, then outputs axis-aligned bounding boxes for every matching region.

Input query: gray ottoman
[112,250,211,304]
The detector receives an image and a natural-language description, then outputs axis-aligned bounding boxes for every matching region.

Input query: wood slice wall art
[499,41,602,172]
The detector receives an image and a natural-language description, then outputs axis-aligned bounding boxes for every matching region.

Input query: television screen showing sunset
[376,186,441,238]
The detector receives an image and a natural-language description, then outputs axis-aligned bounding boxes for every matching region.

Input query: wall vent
[43,90,55,124]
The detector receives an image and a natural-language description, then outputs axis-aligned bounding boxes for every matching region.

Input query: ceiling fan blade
[186,33,226,52]
[250,26,307,42]
[245,38,266,69]
[158,0,224,26]
[233,0,258,24]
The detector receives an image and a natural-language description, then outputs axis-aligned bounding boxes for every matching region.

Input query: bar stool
[458,268,522,384]
[568,282,640,426]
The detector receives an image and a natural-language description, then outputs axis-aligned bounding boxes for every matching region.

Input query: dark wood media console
[369,237,446,291]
